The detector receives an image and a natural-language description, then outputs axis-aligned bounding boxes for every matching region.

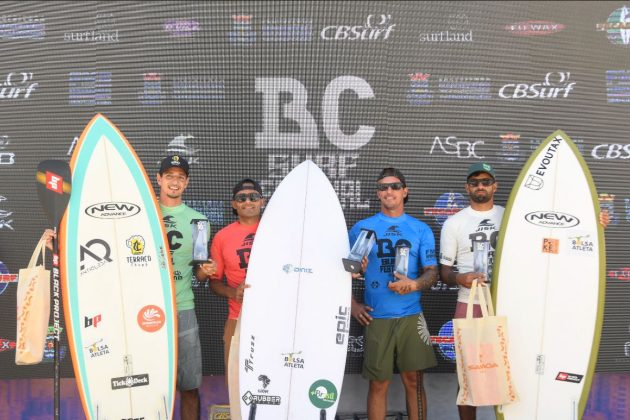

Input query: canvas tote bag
[15,233,51,365]
[454,280,518,406]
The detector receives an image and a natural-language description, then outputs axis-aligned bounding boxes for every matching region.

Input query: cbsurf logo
[525,211,580,228]
[85,202,141,219]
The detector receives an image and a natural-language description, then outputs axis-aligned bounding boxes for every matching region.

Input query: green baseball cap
[467,162,495,179]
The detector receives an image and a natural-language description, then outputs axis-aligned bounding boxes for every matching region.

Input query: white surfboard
[492,130,605,420]
[238,160,351,419]
[60,114,176,419]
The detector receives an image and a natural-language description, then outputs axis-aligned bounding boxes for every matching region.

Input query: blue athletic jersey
[349,212,437,319]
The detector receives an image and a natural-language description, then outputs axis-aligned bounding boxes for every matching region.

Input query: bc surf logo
[525,211,580,228]
[85,201,141,219]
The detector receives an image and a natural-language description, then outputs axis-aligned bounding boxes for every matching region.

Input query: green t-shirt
[160,203,210,311]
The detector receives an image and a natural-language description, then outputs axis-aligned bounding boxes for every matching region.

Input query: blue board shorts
[177,309,202,391]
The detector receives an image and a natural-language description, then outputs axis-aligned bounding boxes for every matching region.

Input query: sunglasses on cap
[467,178,495,187]
[376,182,405,191]
[233,192,262,203]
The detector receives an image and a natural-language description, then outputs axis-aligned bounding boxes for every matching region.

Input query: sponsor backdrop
[1,0,630,388]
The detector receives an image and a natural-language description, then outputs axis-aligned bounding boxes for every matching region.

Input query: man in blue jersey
[350,167,438,420]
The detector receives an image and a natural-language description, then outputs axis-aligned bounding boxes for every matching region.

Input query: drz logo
[80,239,113,271]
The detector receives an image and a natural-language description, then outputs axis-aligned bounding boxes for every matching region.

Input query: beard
[470,191,492,204]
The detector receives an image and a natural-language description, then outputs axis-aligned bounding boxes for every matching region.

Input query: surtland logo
[525,211,580,228]
[85,202,141,219]
[596,6,630,46]
[504,20,565,36]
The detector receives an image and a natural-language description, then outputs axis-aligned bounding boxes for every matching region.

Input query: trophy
[394,244,410,279]
[191,219,209,264]
[342,229,376,273]
[472,239,490,283]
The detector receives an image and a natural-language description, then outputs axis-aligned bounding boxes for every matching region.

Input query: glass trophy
[472,239,490,283]
[394,244,410,279]
[343,229,376,273]
[191,219,209,264]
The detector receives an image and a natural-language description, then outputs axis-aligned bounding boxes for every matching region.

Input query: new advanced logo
[524,211,580,228]
[85,202,141,219]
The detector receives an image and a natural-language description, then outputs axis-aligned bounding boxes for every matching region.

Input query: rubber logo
[137,305,165,333]
[309,379,338,409]
[85,202,141,219]
[525,211,580,228]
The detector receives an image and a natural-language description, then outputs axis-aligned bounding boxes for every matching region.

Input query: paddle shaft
[52,227,61,420]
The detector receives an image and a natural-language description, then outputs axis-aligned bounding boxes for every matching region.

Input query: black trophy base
[342,258,362,273]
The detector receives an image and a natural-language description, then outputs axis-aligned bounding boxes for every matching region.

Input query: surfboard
[60,114,176,420]
[228,317,242,420]
[492,130,605,419]
[238,160,351,419]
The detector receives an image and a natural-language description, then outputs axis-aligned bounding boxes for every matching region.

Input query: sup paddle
[36,160,71,420]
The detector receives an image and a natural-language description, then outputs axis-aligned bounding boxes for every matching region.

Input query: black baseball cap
[159,154,189,176]
[232,178,263,198]
[376,167,407,186]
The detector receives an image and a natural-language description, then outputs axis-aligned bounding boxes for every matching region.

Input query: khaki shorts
[363,313,437,381]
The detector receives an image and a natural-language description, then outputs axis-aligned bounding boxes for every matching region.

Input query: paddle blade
[36,160,72,227]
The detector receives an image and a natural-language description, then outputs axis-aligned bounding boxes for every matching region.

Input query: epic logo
[85,202,141,219]
[525,211,580,228]
[256,76,374,150]
[335,306,350,345]
[84,314,102,328]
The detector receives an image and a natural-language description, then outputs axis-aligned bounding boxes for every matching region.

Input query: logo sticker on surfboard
[84,201,141,219]
[524,211,580,228]
[137,305,165,332]
[309,379,338,409]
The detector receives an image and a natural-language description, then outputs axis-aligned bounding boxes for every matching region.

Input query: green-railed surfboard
[492,130,605,420]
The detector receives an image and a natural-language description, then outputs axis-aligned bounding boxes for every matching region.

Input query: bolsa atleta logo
[309,379,338,409]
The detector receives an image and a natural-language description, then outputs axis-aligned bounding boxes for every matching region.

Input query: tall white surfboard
[238,160,351,419]
[492,130,605,420]
[60,114,176,420]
